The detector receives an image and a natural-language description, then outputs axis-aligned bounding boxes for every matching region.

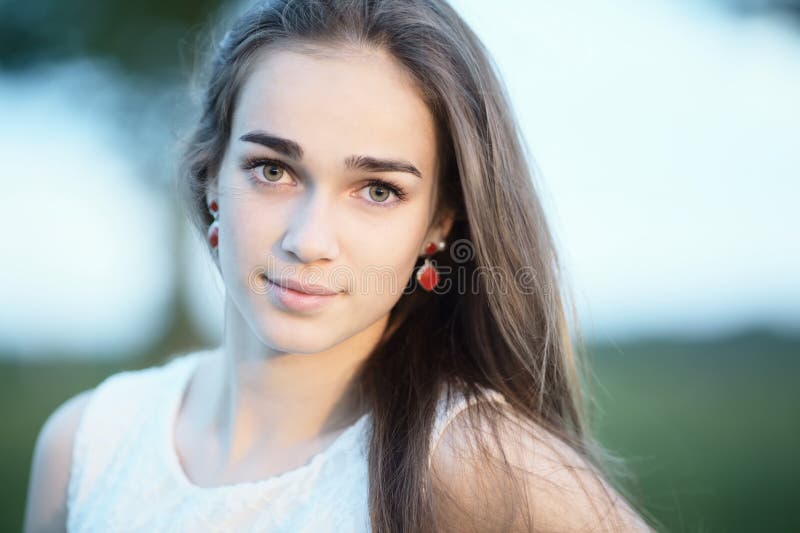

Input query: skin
[174,43,454,487]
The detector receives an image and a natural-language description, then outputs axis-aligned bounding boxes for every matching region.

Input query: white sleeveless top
[66,347,507,532]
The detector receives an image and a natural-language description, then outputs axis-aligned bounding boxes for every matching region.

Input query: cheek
[218,198,286,270]
[339,213,428,297]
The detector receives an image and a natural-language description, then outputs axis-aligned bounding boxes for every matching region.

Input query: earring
[207,200,219,249]
[416,239,446,292]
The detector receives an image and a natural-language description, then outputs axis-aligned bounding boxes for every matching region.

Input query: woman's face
[209,44,452,353]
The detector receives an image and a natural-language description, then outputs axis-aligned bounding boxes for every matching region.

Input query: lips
[262,274,340,296]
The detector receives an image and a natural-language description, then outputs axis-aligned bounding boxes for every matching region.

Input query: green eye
[368,184,391,202]
[261,164,284,182]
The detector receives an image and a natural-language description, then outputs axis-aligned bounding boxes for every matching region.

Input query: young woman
[25,0,660,531]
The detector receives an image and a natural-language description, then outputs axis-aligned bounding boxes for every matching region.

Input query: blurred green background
[2,0,798,532]
[4,328,799,532]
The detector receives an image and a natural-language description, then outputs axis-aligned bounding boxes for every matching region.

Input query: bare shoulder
[23,388,95,533]
[429,399,654,533]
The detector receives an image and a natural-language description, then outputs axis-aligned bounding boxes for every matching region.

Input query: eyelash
[240,156,409,208]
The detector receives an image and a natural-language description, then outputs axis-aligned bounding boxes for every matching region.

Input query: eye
[360,179,409,208]
[368,183,391,202]
[240,156,408,208]
[260,162,285,182]
[240,157,295,187]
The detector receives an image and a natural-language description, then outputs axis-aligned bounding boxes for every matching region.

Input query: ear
[205,179,219,213]
[421,208,455,254]
[438,208,455,241]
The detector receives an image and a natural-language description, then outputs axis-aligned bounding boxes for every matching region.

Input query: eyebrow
[238,130,423,179]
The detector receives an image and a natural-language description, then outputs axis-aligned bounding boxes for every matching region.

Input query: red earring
[416,240,446,292]
[207,199,219,249]
[207,222,219,249]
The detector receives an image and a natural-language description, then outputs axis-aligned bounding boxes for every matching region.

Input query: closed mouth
[262,274,340,296]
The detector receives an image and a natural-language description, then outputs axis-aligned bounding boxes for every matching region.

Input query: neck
[187,300,388,465]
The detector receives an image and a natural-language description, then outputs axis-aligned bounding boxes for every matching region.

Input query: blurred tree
[0,0,224,79]
[0,0,234,359]
[718,0,800,18]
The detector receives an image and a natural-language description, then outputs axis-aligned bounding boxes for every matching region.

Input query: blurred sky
[1,0,798,360]
[451,0,800,340]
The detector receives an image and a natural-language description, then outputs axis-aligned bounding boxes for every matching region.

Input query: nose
[280,188,340,263]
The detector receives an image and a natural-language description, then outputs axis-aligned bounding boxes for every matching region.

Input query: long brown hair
[176,0,661,531]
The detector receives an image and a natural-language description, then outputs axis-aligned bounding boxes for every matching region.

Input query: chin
[251,313,343,354]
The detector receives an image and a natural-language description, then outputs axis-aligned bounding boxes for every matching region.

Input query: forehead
[231,44,438,177]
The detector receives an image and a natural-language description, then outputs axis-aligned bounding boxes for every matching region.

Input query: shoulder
[21,353,196,533]
[23,388,95,533]
[429,397,653,533]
